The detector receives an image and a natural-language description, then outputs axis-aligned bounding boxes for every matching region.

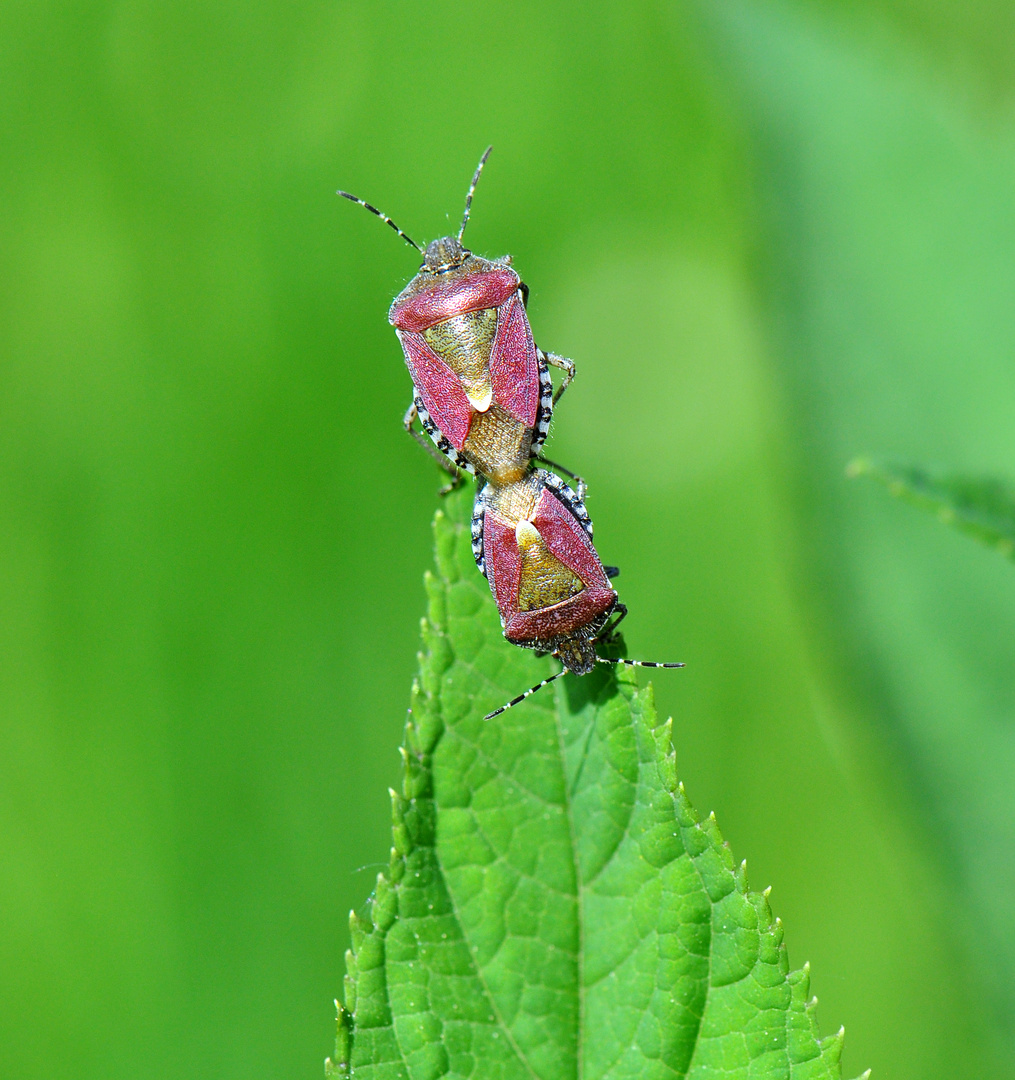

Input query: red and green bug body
[391,244,554,486]
[472,469,683,718]
[473,469,616,669]
[339,149,575,489]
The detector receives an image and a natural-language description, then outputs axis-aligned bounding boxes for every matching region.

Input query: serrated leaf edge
[634,680,865,1080]
[329,500,868,1080]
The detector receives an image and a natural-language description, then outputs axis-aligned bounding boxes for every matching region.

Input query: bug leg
[404,401,464,495]
[603,565,620,579]
[534,455,586,499]
[596,605,684,671]
[538,349,576,404]
[600,602,629,643]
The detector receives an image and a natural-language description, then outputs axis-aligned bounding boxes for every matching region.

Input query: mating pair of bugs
[340,148,681,718]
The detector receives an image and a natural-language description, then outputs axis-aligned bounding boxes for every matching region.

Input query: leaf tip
[348,908,366,942]
[390,788,411,857]
[326,997,353,1077]
[818,1024,846,1070]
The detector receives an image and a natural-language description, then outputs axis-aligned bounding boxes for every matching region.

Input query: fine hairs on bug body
[338,148,681,718]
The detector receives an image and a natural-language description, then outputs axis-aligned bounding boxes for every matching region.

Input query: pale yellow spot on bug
[466,387,493,412]
[515,519,541,548]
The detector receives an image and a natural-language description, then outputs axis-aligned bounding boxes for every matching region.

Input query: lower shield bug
[472,469,683,718]
[339,148,578,490]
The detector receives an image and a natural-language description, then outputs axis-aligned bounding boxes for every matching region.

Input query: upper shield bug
[339,148,578,489]
[472,469,683,718]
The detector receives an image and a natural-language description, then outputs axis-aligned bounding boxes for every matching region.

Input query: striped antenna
[596,658,685,670]
[336,190,421,252]
[458,146,493,243]
[484,667,567,720]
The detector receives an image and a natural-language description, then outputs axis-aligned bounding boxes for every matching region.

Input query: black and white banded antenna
[336,190,421,253]
[484,668,567,721]
[596,658,685,671]
[484,657,684,720]
[458,145,493,244]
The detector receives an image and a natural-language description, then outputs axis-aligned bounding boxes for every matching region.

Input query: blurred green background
[2,1,1015,1077]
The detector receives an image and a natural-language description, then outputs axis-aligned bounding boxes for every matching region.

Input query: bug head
[552,634,600,676]
[422,234,470,273]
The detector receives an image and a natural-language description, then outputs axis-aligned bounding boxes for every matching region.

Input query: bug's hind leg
[404,400,464,495]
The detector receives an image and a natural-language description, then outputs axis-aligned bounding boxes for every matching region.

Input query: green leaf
[329,487,864,1080]
[848,457,1015,560]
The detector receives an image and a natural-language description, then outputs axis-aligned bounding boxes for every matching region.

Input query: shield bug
[472,469,683,718]
[338,148,578,489]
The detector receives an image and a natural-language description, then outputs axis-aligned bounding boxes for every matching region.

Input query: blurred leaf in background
[0,2,1011,1079]
[849,457,1015,558]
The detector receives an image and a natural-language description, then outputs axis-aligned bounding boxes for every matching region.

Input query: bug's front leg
[403,400,464,495]
[538,349,576,405]
[600,602,629,643]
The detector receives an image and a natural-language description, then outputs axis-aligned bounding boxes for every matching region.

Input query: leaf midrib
[554,685,585,1080]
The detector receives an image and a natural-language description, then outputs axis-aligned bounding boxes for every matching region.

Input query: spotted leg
[403,401,464,495]
[538,349,576,405]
